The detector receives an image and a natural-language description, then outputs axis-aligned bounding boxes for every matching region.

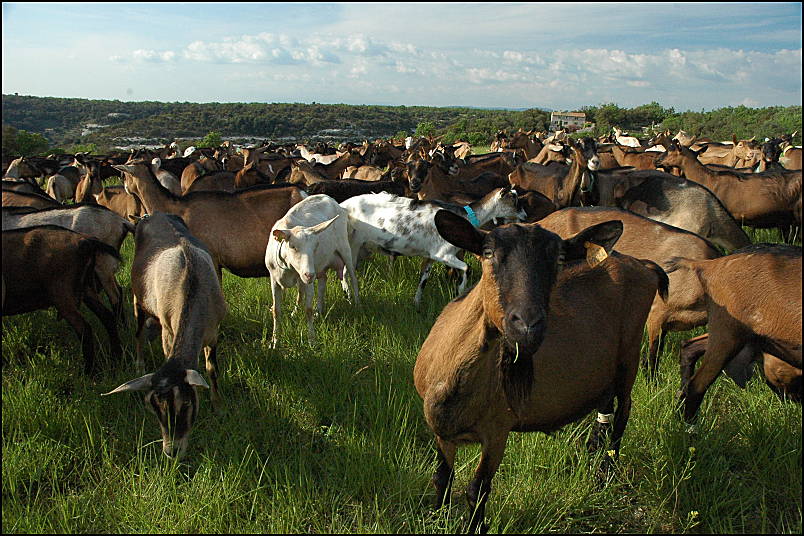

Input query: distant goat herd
[2,126,801,532]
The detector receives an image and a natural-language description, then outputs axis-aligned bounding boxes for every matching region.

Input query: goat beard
[498,339,535,415]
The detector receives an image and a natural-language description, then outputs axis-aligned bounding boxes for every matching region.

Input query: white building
[549,111,586,132]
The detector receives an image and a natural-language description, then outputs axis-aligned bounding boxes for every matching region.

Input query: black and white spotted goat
[340,187,526,306]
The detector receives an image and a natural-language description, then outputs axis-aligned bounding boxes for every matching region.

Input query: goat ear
[185,369,209,389]
[272,229,290,242]
[308,215,340,234]
[102,373,154,395]
[695,144,709,155]
[733,134,737,144]
[434,210,486,256]
[561,220,623,264]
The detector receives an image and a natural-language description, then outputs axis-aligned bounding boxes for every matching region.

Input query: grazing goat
[103,212,228,459]
[667,244,801,423]
[3,225,122,374]
[681,333,801,403]
[414,214,667,532]
[265,195,359,348]
[341,187,526,306]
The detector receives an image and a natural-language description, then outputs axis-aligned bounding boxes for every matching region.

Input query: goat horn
[102,373,154,395]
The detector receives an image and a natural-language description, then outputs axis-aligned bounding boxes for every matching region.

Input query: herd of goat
[2,126,802,532]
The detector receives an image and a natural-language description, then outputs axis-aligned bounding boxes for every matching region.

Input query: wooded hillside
[2,94,800,157]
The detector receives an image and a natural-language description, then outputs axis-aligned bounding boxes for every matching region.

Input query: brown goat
[2,225,122,375]
[508,138,598,208]
[681,333,801,403]
[2,188,60,209]
[103,212,227,459]
[287,159,330,186]
[538,207,722,377]
[2,203,135,322]
[96,185,145,222]
[414,214,667,532]
[180,156,222,193]
[667,244,801,423]
[610,143,661,170]
[114,162,308,278]
[615,171,752,252]
[655,141,802,229]
[780,146,802,171]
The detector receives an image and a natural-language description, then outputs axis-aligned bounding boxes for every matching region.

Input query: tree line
[2,94,800,160]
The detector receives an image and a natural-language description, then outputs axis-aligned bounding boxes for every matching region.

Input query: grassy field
[2,216,801,533]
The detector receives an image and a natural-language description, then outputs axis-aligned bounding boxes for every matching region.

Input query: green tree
[70,143,98,154]
[197,131,223,148]
[415,121,436,137]
[14,129,50,156]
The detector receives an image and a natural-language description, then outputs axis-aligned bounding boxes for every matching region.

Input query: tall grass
[2,225,800,533]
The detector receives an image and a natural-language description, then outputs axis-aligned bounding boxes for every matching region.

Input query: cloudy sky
[2,2,801,111]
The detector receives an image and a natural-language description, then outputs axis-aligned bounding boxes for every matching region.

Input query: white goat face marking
[587,156,600,171]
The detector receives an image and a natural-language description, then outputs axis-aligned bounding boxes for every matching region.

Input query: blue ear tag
[463,206,480,228]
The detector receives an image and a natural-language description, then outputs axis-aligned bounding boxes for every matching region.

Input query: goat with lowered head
[414,214,667,532]
[681,333,801,403]
[265,194,359,348]
[103,212,228,459]
[340,187,526,307]
[667,244,801,424]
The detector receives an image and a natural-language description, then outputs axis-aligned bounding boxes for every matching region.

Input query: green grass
[2,226,801,534]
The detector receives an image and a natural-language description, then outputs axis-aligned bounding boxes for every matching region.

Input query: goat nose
[508,312,545,337]
[303,272,315,283]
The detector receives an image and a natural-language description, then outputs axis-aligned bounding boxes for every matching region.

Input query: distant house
[549,111,586,132]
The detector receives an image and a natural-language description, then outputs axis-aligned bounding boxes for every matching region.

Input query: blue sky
[2,2,802,111]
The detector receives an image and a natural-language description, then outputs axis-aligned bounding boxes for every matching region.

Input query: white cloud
[131,49,176,63]
[91,31,804,109]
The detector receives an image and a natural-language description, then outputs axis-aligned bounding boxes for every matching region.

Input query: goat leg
[84,294,122,361]
[433,436,456,509]
[682,327,745,423]
[414,259,434,308]
[56,299,95,376]
[303,282,317,345]
[588,396,614,454]
[270,277,283,349]
[316,277,326,316]
[466,433,508,534]
[204,345,223,414]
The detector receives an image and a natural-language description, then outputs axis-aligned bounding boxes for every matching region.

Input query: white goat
[150,158,182,196]
[265,194,359,348]
[613,126,642,148]
[340,187,526,306]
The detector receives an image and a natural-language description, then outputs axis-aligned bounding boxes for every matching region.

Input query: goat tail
[638,258,669,302]
[75,239,100,300]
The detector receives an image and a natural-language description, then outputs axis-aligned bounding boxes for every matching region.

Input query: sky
[2,2,802,111]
